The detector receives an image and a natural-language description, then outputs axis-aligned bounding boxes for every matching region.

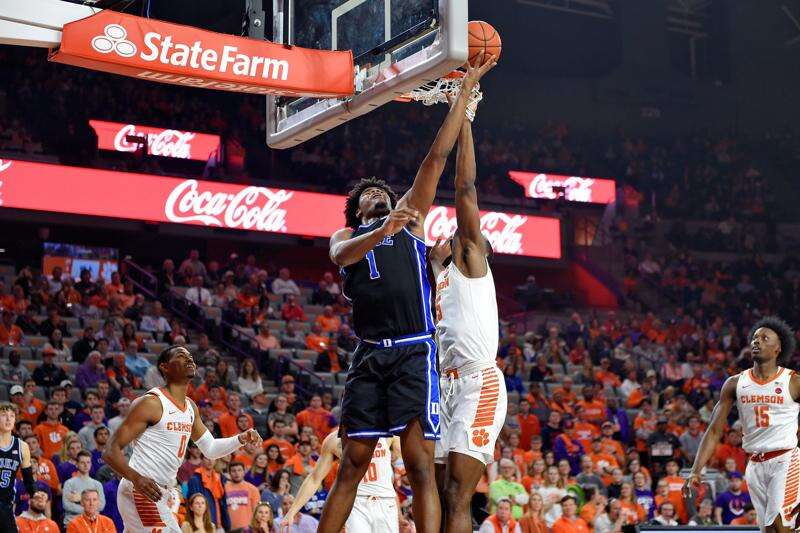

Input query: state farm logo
[91,24,137,58]
[86,22,288,81]
[165,180,292,232]
[529,174,596,203]
[424,206,528,255]
[114,124,196,159]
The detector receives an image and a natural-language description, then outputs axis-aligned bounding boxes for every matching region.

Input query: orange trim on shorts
[133,490,167,527]
[783,449,800,519]
[749,367,785,386]
[471,368,500,429]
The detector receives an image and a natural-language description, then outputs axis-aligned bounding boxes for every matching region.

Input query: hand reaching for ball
[461,53,498,93]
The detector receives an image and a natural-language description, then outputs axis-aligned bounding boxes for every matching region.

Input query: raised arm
[281,431,339,529]
[103,394,163,502]
[452,119,487,278]
[19,439,37,499]
[396,56,497,231]
[682,375,738,499]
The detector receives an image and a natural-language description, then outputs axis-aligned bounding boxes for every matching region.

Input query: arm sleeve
[21,466,36,497]
[194,430,242,460]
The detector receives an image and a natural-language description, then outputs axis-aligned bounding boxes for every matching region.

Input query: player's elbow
[455,178,477,191]
[329,244,346,267]
[427,144,451,162]
[330,249,351,268]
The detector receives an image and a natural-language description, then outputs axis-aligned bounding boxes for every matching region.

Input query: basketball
[468,20,502,66]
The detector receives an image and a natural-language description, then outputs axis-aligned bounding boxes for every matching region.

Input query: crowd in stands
[3,42,799,533]
[0,237,789,531]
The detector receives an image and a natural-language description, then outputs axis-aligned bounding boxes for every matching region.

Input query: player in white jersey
[428,115,507,533]
[684,317,800,532]
[104,345,262,532]
[281,429,401,532]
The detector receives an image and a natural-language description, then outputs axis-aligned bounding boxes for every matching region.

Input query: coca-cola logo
[164,180,293,232]
[114,124,196,159]
[529,174,596,202]
[424,206,528,255]
[0,160,11,173]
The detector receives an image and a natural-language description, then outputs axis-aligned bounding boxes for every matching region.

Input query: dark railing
[122,259,329,401]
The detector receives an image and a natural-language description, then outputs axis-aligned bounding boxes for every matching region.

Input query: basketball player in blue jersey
[320,55,497,533]
[0,402,37,533]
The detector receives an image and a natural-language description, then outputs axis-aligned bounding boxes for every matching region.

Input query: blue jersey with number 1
[341,217,434,340]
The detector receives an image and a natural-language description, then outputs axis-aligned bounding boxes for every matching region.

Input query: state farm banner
[0,159,562,259]
[89,120,220,161]
[49,10,354,98]
[508,171,616,204]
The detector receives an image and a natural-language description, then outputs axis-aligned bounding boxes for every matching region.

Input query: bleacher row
[6,277,632,420]
[170,285,347,393]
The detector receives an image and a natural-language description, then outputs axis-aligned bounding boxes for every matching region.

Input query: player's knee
[338,450,372,482]
[404,456,435,485]
[442,482,471,513]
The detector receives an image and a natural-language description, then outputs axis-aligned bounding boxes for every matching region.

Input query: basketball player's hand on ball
[238,428,263,447]
[461,52,498,93]
[133,473,163,503]
[380,207,419,236]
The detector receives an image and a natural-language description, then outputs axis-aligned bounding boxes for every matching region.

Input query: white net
[401,73,483,122]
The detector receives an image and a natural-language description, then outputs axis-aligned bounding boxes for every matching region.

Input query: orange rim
[394,70,465,102]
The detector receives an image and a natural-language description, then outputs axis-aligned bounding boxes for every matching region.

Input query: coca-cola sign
[165,180,293,232]
[89,120,220,161]
[0,158,562,259]
[508,171,616,204]
[424,206,530,256]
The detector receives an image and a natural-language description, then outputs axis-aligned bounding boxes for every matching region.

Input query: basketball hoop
[397,70,483,122]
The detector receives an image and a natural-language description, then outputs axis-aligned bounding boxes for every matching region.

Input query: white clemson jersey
[357,438,395,498]
[737,367,799,454]
[128,387,194,486]
[434,260,498,370]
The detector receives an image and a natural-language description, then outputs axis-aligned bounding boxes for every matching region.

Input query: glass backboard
[266,0,467,148]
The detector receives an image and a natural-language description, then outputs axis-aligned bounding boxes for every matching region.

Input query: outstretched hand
[461,53,498,93]
[238,428,263,447]
[428,238,452,265]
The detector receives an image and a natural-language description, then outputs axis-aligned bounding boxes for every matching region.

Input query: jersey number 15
[754,405,770,428]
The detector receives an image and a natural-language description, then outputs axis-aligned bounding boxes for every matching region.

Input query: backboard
[266,0,468,148]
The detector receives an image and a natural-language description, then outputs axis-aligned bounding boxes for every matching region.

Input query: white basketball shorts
[745,447,800,530]
[435,362,507,465]
[117,478,181,533]
[346,495,399,533]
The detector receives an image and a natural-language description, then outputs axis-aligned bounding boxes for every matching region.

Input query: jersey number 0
[754,405,770,428]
